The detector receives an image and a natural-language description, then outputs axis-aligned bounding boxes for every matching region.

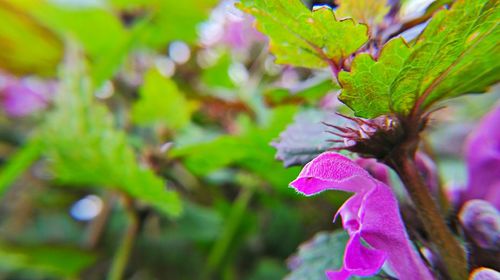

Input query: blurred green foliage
[0,0,498,279]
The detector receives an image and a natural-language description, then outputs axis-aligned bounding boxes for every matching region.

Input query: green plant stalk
[0,138,41,196]
[203,185,255,278]
[388,152,467,280]
[86,192,115,249]
[107,195,139,280]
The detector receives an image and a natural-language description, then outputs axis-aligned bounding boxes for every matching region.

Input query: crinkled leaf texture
[40,49,181,217]
[340,0,500,118]
[238,0,368,68]
[272,109,345,167]
[290,153,433,280]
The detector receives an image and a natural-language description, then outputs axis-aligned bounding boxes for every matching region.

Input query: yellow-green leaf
[132,69,197,130]
[0,0,62,76]
[336,0,390,26]
[339,38,411,118]
[339,0,500,118]
[238,0,368,68]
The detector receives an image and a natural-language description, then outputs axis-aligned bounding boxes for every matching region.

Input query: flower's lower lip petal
[344,233,387,276]
[360,183,433,280]
[326,268,351,280]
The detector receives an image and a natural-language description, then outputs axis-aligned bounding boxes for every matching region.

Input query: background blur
[0,0,498,279]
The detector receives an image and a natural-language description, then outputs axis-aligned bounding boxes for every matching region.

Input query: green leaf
[339,38,411,118]
[171,106,301,190]
[0,0,62,76]
[272,109,350,167]
[201,53,237,90]
[336,0,390,26]
[40,47,181,217]
[132,69,197,130]
[0,139,41,197]
[391,0,500,114]
[287,231,382,280]
[132,0,218,47]
[340,0,500,118]
[238,0,368,68]
[0,241,96,279]
[8,0,132,85]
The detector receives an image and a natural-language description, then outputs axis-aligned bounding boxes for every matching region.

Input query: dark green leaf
[0,241,96,279]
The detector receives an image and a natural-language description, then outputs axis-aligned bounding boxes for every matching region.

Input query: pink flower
[460,104,500,210]
[290,153,433,280]
[0,75,53,117]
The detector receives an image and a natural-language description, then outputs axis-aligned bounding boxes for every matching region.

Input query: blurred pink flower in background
[0,74,54,117]
[459,104,500,210]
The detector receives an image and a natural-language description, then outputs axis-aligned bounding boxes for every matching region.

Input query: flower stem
[202,185,255,279]
[107,195,138,280]
[387,152,467,280]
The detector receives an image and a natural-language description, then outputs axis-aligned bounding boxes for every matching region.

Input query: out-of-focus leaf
[247,258,288,280]
[339,0,500,118]
[265,74,339,105]
[171,106,301,190]
[238,0,368,68]
[272,109,346,167]
[134,0,218,47]
[171,202,223,242]
[31,3,130,85]
[0,0,62,76]
[287,231,382,280]
[201,53,236,90]
[40,46,181,217]
[336,0,390,26]
[338,38,411,118]
[132,69,196,130]
[0,241,96,278]
[0,139,41,197]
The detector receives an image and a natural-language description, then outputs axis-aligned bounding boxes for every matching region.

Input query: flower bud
[459,200,500,250]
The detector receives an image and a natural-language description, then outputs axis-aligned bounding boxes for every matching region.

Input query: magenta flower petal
[355,158,391,186]
[290,152,433,280]
[344,233,387,275]
[463,104,500,209]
